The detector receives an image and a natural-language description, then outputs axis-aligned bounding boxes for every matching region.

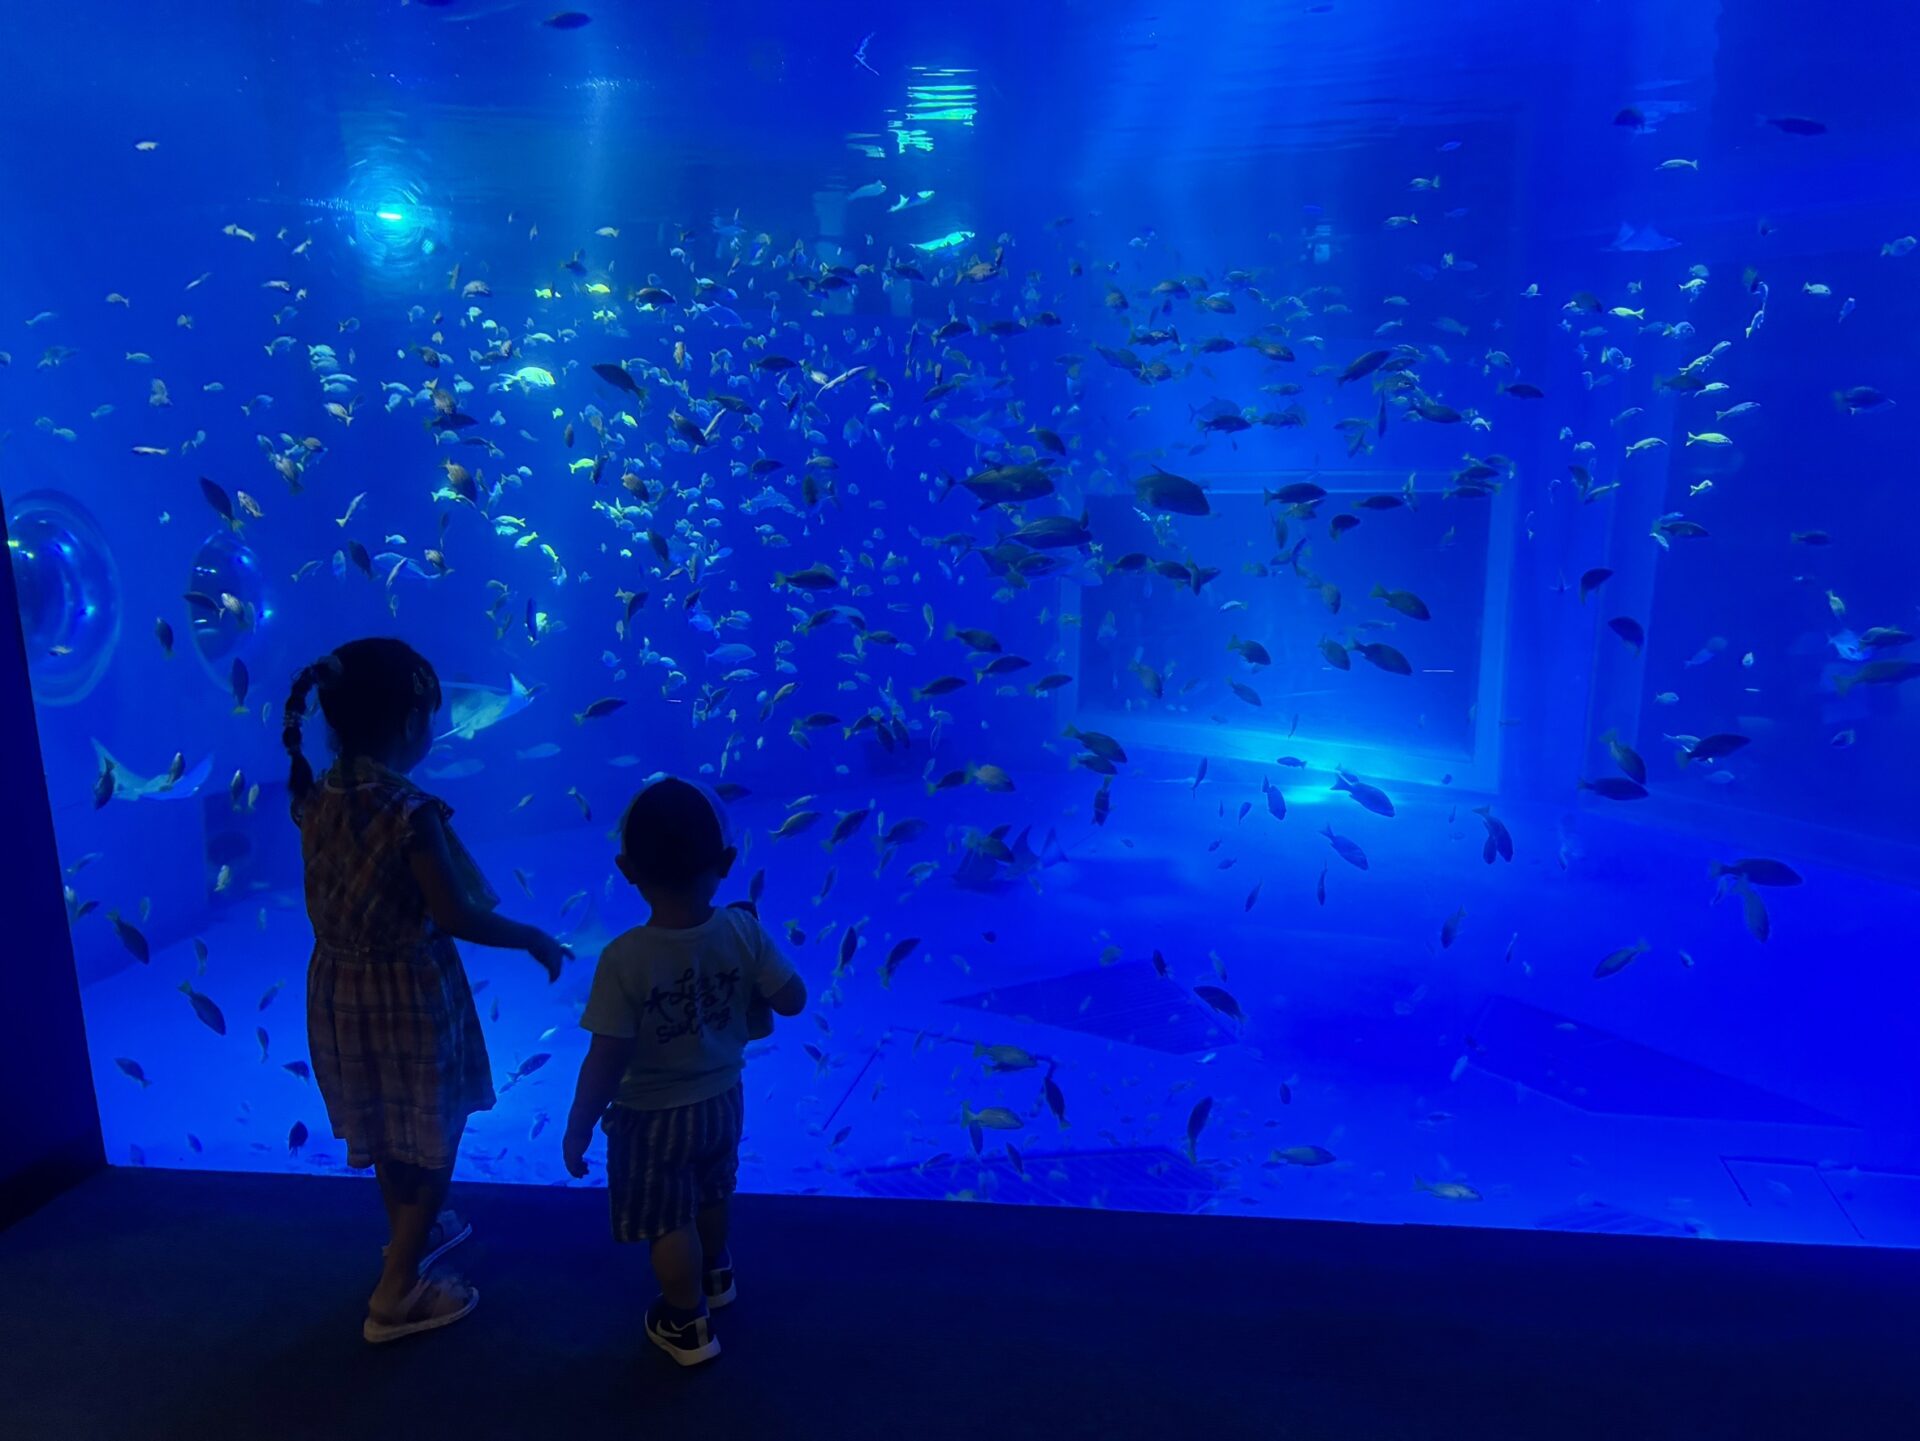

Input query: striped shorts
[602,1086,744,1243]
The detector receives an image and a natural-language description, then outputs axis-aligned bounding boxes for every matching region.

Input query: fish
[573,698,626,724]
[1836,659,1920,696]
[1593,940,1650,979]
[1065,726,1128,764]
[1321,825,1368,870]
[1370,585,1429,621]
[501,1052,552,1090]
[1678,733,1750,767]
[1352,642,1411,676]
[1133,467,1209,516]
[823,807,872,850]
[90,742,212,802]
[1193,986,1243,1024]
[591,362,648,402]
[974,1043,1037,1074]
[968,763,1015,793]
[1603,732,1647,785]
[1415,1177,1483,1202]
[1833,386,1891,415]
[1277,1145,1335,1166]
[1185,1097,1213,1161]
[178,981,227,1036]
[440,676,536,740]
[1710,858,1802,888]
[774,564,840,591]
[879,938,921,988]
[1472,806,1513,864]
[913,230,977,255]
[963,1104,1024,1131]
[1610,222,1681,253]
[1330,770,1394,818]
[771,811,821,840]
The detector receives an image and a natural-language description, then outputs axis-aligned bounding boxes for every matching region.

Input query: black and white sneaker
[646,1300,720,1367]
[704,1251,736,1309]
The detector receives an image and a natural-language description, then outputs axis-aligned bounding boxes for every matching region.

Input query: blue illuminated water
[5,0,1917,1246]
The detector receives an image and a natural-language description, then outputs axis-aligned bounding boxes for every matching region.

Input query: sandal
[363,1275,478,1344]
[382,1209,473,1274]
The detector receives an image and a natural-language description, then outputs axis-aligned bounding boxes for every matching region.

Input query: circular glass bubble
[185,529,274,675]
[6,489,121,706]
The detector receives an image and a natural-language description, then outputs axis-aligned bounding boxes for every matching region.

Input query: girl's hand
[562,1125,593,1178]
[528,932,572,983]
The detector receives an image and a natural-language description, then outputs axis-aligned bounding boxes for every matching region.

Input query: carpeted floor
[1,1168,1915,1440]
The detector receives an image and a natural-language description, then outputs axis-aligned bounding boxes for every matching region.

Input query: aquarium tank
[4,0,1916,1247]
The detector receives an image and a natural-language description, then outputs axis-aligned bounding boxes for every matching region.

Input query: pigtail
[283,653,340,808]
[282,641,437,817]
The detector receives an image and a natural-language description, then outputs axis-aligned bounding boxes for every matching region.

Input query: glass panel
[5,0,1915,1249]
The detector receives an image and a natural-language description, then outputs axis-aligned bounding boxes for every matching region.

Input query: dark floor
[2,1169,1916,1440]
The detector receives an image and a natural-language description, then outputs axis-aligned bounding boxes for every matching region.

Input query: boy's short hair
[620,776,731,888]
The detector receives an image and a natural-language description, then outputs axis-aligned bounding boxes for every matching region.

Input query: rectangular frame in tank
[1057,467,1518,790]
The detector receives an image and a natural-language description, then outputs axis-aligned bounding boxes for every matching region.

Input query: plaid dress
[295,758,495,1171]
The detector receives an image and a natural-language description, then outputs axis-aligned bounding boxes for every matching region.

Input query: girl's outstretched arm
[408,807,568,980]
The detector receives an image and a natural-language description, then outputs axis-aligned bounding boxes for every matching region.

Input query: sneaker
[646,1300,721,1367]
[704,1252,736,1309]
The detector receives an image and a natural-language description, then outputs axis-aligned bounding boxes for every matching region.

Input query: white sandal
[381,1209,473,1274]
[363,1275,478,1344]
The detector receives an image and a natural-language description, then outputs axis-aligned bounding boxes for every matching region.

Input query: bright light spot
[375,208,406,223]
[885,66,977,154]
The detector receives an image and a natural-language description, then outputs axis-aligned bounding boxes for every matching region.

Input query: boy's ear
[716,846,737,879]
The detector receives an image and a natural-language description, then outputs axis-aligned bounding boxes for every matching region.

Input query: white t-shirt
[580,907,797,1110]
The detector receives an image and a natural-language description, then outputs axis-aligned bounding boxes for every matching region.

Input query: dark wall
[0,502,104,1227]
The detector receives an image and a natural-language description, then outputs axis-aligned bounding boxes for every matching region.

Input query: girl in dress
[283,638,567,1342]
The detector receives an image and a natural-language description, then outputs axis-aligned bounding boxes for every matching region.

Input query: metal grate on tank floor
[1531,1201,1701,1238]
[1468,996,1854,1127]
[943,961,1231,1055]
[846,1145,1218,1212]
